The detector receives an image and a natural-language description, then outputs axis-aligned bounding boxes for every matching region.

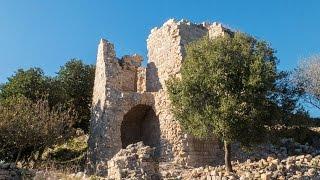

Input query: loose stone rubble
[34,138,320,179]
[107,142,160,180]
[159,138,320,180]
[160,154,320,180]
[29,129,313,179]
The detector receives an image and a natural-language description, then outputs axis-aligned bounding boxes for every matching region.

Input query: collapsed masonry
[107,142,160,179]
[87,19,231,176]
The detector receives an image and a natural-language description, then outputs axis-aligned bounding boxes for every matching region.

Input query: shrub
[0,96,74,162]
[270,126,320,148]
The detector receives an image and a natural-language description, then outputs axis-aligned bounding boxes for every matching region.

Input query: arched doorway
[121,105,160,151]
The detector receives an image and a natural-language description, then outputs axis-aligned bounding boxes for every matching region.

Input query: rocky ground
[160,154,320,179]
[160,138,320,180]
[1,138,320,179]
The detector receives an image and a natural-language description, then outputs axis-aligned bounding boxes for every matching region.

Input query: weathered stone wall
[119,54,143,92]
[137,67,147,93]
[146,19,227,167]
[87,19,230,176]
[87,39,155,175]
[185,136,223,166]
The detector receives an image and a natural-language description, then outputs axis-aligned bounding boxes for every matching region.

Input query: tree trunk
[15,149,22,164]
[224,140,232,173]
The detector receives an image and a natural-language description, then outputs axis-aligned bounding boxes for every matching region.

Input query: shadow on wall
[146,62,162,92]
[86,99,105,175]
[120,104,161,158]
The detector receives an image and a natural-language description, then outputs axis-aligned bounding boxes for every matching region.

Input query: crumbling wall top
[148,19,229,40]
[119,54,143,68]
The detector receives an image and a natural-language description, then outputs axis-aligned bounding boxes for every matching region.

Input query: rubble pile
[107,142,160,180]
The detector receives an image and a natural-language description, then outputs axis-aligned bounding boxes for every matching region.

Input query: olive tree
[167,32,277,172]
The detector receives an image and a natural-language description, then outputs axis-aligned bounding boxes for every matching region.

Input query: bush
[270,126,320,147]
[0,96,74,162]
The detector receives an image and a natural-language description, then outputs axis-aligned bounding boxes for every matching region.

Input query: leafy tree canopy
[0,59,95,132]
[167,32,277,144]
[0,68,50,101]
[167,32,278,171]
[56,59,95,131]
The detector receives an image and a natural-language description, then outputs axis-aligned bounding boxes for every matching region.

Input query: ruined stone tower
[87,19,230,175]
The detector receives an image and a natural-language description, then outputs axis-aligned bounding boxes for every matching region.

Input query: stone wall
[119,54,143,92]
[137,67,147,93]
[87,19,230,176]
[86,38,158,176]
[146,19,227,167]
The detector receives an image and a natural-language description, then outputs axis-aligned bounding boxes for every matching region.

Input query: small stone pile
[160,138,320,180]
[0,163,34,179]
[232,138,319,163]
[107,142,160,180]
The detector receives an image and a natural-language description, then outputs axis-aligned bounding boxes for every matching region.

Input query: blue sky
[0,0,319,116]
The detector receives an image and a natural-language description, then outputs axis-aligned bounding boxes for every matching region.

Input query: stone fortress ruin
[87,19,231,176]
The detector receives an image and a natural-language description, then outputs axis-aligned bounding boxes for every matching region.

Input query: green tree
[56,59,95,132]
[167,33,277,172]
[0,60,95,132]
[0,68,50,101]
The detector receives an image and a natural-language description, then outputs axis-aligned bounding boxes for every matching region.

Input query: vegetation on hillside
[0,59,95,132]
[0,96,74,163]
[0,59,94,166]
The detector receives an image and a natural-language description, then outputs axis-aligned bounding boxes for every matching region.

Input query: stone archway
[121,105,160,151]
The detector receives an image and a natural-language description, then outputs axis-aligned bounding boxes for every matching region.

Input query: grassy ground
[38,133,88,173]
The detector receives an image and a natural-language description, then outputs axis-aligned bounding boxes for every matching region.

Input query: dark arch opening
[121,105,160,151]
